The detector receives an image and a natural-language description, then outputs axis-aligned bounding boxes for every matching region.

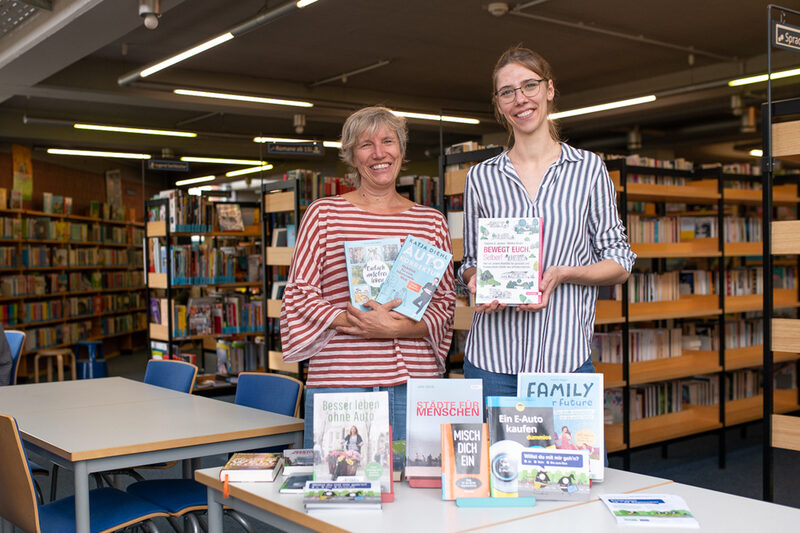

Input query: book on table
[476,217,543,305]
[279,473,314,494]
[303,481,382,510]
[219,452,283,482]
[282,448,314,475]
[441,422,490,500]
[312,391,393,501]
[375,235,452,321]
[486,396,555,498]
[517,372,605,482]
[404,377,483,486]
[599,493,700,528]
[343,238,401,311]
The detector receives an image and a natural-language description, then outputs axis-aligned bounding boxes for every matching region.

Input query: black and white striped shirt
[457,143,635,374]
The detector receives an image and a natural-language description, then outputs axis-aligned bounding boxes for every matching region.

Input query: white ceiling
[1,0,800,180]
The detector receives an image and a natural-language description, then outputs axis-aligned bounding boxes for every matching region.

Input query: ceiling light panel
[174,89,313,108]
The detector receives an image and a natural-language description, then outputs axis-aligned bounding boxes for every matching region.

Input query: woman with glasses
[280,106,456,447]
[458,46,635,398]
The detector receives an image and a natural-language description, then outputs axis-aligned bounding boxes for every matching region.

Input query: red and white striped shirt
[280,196,455,388]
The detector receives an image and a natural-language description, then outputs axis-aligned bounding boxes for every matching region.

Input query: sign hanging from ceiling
[147,159,190,172]
[773,21,800,53]
[265,142,324,156]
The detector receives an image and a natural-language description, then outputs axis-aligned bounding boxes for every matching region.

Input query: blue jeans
[303,384,408,448]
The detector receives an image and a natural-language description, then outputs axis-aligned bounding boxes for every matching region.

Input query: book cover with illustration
[375,235,452,321]
[303,480,382,510]
[517,372,605,482]
[218,452,283,482]
[405,378,483,482]
[600,494,699,528]
[441,422,490,500]
[517,448,591,501]
[476,217,543,305]
[486,396,555,498]
[312,391,393,500]
[344,238,401,310]
[216,203,244,232]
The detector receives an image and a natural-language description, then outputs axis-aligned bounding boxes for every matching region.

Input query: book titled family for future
[476,217,543,305]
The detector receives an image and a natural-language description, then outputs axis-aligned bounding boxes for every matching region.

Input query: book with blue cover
[375,235,452,321]
[344,238,401,311]
[517,372,605,482]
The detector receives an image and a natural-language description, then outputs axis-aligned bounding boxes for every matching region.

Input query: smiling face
[494,62,554,139]
[354,124,402,190]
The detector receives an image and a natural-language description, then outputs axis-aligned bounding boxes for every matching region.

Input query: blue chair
[6,329,26,385]
[144,359,198,392]
[126,372,304,532]
[0,413,168,533]
[75,341,108,379]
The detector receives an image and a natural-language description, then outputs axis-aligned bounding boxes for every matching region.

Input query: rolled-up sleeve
[590,162,636,272]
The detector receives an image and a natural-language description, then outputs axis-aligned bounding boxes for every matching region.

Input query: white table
[195,467,675,533]
[0,377,304,533]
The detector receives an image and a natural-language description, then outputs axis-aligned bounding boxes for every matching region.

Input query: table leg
[74,461,91,533]
[206,486,224,533]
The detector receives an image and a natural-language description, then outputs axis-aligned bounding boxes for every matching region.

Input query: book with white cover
[476,217,543,305]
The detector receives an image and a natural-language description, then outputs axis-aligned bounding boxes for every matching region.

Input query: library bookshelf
[0,207,146,378]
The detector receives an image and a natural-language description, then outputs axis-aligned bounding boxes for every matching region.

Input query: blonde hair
[492,45,561,144]
[339,106,408,172]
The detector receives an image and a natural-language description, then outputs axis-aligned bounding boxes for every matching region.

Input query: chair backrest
[5,330,26,385]
[143,359,197,393]
[0,414,42,533]
[234,372,303,417]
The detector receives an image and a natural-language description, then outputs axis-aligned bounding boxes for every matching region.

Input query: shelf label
[147,160,190,172]
[773,21,800,53]
[265,142,324,156]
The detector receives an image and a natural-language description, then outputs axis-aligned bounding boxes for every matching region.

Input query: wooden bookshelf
[629,406,722,448]
[631,238,720,258]
[628,351,720,386]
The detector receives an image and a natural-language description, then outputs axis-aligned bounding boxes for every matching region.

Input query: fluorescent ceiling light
[187,185,214,196]
[174,88,313,108]
[225,164,274,177]
[252,136,341,148]
[392,110,480,125]
[141,33,234,78]
[47,148,151,159]
[750,149,763,157]
[180,156,268,165]
[729,67,800,87]
[549,95,657,120]
[74,123,197,138]
[296,0,318,6]
[175,175,216,186]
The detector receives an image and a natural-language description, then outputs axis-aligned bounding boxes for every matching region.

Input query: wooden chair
[0,413,168,533]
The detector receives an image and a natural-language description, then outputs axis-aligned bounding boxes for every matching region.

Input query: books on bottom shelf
[517,372,605,482]
[599,494,699,528]
[375,235,452,321]
[279,473,314,494]
[219,453,283,482]
[476,217,543,305]
[344,238,401,311]
[441,422,490,500]
[405,377,483,485]
[303,481,382,510]
[312,391,393,501]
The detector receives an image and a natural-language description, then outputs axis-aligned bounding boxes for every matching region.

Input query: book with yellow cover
[219,452,283,482]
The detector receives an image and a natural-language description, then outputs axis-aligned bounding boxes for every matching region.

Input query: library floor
[26,350,800,533]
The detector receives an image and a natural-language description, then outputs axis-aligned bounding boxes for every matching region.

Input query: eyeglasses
[494,78,546,103]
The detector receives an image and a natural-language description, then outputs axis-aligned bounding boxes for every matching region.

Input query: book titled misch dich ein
[517,372,605,482]
[441,422,490,500]
[219,452,283,482]
[344,238,401,311]
[375,235,452,321]
[405,377,483,486]
[486,396,554,498]
[312,391,393,501]
[476,217,543,305]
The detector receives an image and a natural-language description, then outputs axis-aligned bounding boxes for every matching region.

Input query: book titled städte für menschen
[344,238,401,311]
[476,217,543,305]
[375,235,452,321]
